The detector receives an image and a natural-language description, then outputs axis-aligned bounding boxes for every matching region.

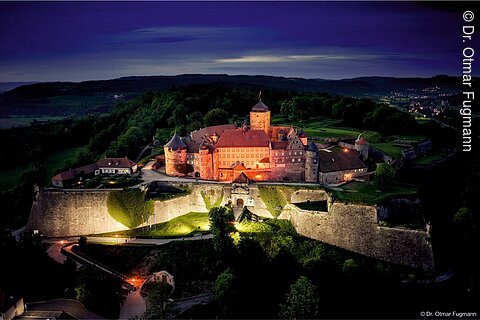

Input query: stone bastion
[26,183,434,271]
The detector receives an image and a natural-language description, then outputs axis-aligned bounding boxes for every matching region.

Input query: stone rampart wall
[27,190,129,237]
[27,183,435,271]
[141,183,224,227]
[287,201,434,271]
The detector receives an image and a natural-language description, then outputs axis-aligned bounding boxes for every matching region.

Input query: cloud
[111,26,257,45]
[214,53,385,64]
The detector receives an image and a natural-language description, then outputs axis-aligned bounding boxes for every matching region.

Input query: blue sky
[0,1,472,82]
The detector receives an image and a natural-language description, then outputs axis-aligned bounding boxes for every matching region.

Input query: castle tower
[305,141,319,183]
[164,133,187,175]
[250,92,270,134]
[198,144,213,179]
[355,134,369,160]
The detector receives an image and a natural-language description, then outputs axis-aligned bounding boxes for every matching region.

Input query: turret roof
[252,100,269,112]
[307,141,319,152]
[164,133,187,149]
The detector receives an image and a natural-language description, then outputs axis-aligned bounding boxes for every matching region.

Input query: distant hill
[0,74,472,117]
[0,82,39,93]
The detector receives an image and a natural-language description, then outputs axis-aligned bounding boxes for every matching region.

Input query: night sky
[0,1,473,82]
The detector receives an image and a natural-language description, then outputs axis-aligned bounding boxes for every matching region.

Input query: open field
[411,152,445,165]
[0,145,88,190]
[329,181,417,205]
[106,212,210,238]
[0,116,67,129]
[370,142,405,158]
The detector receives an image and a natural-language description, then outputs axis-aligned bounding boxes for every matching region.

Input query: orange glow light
[343,148,349,153]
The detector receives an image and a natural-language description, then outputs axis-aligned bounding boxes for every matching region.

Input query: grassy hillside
[105,211,210,237]
[0,145,88,191]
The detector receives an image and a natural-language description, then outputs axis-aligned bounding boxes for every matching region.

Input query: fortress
[27,95,435,273]
[27,183,434,272]
[164,96,369,184]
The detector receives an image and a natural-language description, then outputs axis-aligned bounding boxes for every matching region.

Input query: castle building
[163,97,368,184]
[51,157,137,188]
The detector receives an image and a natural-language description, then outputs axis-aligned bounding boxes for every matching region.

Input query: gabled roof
[97,157,136,168]
[259,157,270,163]
[164,133,187,150]
[270,126,291,138]
[190,124,237,144]
[232,162,248,171]
[184,136,201,153]
[52,163,98,182]
[271,141,288,150]
[215,129,270,148]
[252,100,269,112]
[318,150,367,173]
[233,172,250,184]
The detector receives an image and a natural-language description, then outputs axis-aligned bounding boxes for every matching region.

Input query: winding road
[46,234,214,319]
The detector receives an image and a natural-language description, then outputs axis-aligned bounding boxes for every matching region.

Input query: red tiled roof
[232,162,248,171]
[96,157,136,168]
[259,157,270,163]
[215,129,270,148]
[318,150,367,173]
[356,136,369,145]
[52,163,98,182]
[191,124,237,144]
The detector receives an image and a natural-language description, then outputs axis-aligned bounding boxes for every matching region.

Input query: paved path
[12,225,25,241]
[26,299,103,319]
[119,290,146,319]
[171,293,214,318]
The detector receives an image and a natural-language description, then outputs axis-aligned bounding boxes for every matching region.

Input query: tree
[453,207,473,226]
[204,108,229,126]
[144,282,174,319]
[279,276,320,319]
[78,236,88,250]
[374,163,396,188]
[214,268,238,317]
[76,265,128,319]
[209,206,235,258]
[342,258,360,277]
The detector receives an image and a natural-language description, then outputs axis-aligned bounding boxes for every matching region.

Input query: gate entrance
[236,198,244,208]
